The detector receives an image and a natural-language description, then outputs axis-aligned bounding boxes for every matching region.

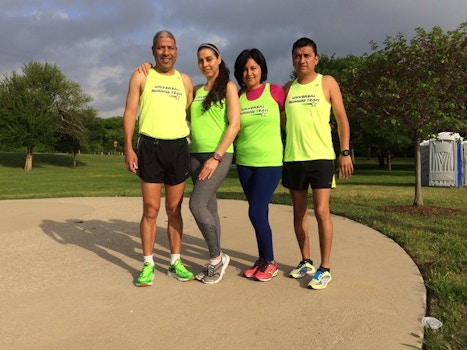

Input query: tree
[0,61,94,171]
[347,23,467,206]
[81,115,106,154]
[101,117,125,154]
[54,107,97,167]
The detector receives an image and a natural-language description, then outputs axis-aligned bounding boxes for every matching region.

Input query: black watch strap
[341,150,351,156]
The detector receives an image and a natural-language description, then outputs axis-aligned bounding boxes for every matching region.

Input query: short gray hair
[153,30,176,45]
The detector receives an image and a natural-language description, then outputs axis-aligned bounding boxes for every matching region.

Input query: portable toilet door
[428,139,458,187]
[420,141,430,186]
[463,141,467,186]
[457,141,464,186]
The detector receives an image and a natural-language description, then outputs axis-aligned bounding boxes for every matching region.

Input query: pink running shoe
[254,261,279,282]
[243,259,265,278]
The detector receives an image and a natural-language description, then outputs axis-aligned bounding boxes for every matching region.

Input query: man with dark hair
[282,37,354,289]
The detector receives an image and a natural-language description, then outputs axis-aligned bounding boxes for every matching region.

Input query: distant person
[282,37,354,289]
[137,43,240,284]
[233,48,286,282]
[123,30,195,287]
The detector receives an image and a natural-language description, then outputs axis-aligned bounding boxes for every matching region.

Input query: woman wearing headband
[188,43,240,284]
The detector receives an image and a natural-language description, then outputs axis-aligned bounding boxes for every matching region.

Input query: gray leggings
[189,153,233,259]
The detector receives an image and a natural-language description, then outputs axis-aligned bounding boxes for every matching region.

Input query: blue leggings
[236,165,282,262]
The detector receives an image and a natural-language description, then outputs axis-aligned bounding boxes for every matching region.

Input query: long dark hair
[234,48,268,91]
[197,43,230,112]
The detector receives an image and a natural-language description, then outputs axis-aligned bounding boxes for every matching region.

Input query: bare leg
[312,188,333,268]
[164,182,186,254]
[140,181,163,256]
[290,189,311,260]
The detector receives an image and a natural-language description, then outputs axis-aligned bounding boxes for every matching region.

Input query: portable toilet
[463,141,467,186]
[426,132,464,187]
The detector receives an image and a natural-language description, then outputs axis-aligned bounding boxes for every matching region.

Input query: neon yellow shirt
[189,86,233,153]
[139,69,189,139]
[284,74,335,161]
[236,83,283,166]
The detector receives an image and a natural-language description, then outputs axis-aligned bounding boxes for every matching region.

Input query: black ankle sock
[304,259,313,265]
[318,266,330,272]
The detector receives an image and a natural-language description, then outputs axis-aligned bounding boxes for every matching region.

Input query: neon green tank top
[139,69,189,139]
[236,83,283,166]
[189,86,233,153]
[284,74,335,161]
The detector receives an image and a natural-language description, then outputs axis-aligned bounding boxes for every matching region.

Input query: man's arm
[323,75,354,179]
[181,72,193,109]
[123,71,145,174]
[281,80,293,129]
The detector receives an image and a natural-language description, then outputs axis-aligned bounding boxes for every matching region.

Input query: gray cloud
[1,0,465,117]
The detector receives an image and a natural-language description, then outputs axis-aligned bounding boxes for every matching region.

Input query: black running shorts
[136,134,190,185]
[282,160,335,190]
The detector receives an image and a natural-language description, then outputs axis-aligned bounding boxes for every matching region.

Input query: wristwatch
[340,150,351,156]
[213,152,223,162]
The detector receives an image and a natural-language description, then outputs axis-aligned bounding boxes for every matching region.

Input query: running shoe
[195,266,208,281]
[195,253,228,281]
[254,261,279,282]
[167,258,194,281]
[135,262,155,287]
[307,269,332,290]
[243,258,265,278]
[289,260,316,279]
[202,253,230,284]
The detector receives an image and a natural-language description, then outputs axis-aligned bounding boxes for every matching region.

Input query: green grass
[1,152,466,350]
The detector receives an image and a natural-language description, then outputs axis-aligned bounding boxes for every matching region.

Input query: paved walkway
[0,197,426,350]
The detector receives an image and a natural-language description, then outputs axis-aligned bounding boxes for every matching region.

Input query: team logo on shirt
[240,105,269,117]
[152,85,182,100]
[288,94,319,107]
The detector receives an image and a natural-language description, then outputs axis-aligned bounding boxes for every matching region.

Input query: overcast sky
[1,0,465,118]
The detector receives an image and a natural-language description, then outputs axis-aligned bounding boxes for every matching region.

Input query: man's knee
[314,207,331,224]
[143,205,160,221]
[166,203,182,219]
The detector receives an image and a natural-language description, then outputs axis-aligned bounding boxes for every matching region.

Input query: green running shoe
[135,262,154,287]
[167,258,194,281]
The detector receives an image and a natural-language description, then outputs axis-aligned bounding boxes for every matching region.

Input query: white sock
[143,255,154,265]
[170,254,180,265]
[210,257,222,266]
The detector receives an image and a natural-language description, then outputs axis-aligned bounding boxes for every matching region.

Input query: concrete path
[0,197,426,350]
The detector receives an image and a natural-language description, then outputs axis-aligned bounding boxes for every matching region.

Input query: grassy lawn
[1,152,465,350]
